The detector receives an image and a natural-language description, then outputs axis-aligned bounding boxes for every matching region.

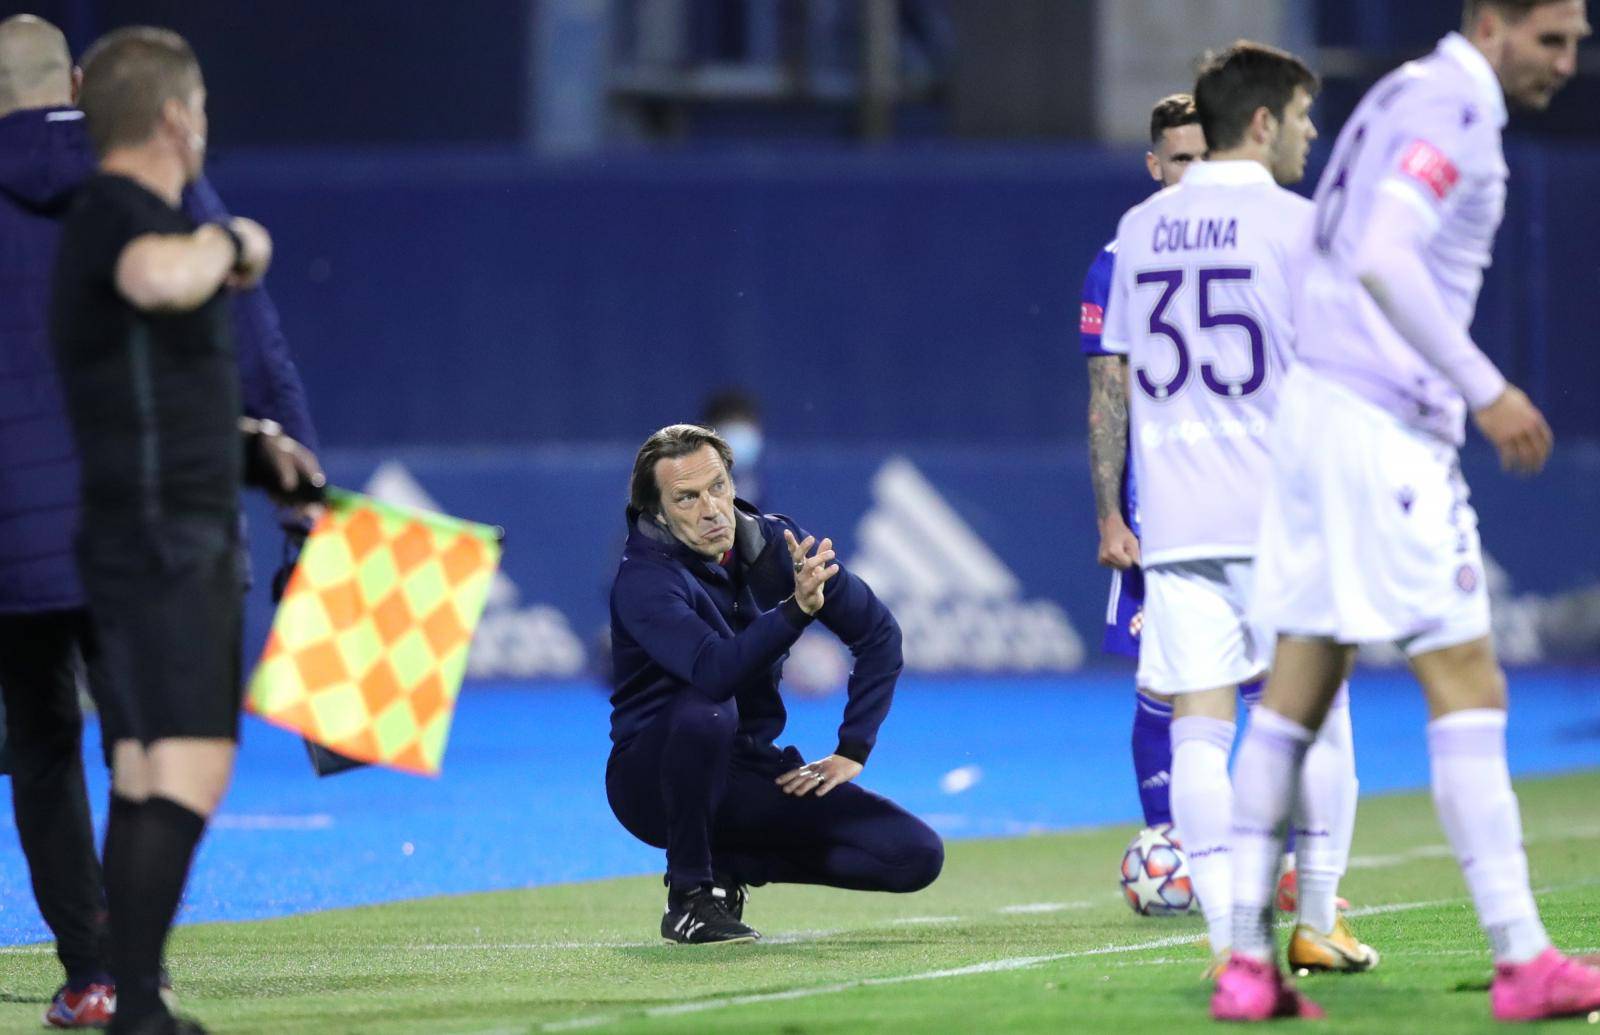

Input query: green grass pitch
[2,771,1597,1033]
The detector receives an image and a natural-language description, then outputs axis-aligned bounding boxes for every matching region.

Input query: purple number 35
[1134,267,1266,401]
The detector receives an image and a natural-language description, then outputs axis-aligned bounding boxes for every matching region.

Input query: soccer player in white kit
[1100,42,1371,978]
[1216,0,1600,1024]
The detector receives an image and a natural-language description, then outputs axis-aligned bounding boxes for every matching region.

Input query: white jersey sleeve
[1297,32,1510,443]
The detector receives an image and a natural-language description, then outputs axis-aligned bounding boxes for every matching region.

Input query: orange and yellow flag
[246,488,501,776]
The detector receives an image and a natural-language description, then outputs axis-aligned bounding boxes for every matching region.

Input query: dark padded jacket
[0,106,317,613]
[608,500,902,766]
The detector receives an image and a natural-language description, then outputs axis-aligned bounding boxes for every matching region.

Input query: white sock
[1171,715,1236,953]
[1428,709,1550,964]
[1230,707,1313,962]
[1293,683,1357,933]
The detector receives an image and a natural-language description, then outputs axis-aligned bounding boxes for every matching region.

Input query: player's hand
[785,529,839,616]
[242,418,326,505]
[1097,514,1141,569]
[776,754,863,798]
[225,216,272,289]
[1473,385,1553,475]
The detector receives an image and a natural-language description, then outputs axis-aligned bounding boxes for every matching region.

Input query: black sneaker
[662,886,761,945]
[711,873,749,922]
[660,873,748,922]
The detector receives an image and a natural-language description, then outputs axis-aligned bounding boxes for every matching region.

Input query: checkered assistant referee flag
[246,488,501,776]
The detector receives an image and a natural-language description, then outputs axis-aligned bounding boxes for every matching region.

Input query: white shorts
[1137,558,1271,694]
[1251,367,1490,656]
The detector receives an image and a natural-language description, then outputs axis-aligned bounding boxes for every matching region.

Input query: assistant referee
[51,27,321,1035]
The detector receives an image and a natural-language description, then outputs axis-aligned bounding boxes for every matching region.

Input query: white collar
[1438,31,1509,127]
[1180,159,1275,187]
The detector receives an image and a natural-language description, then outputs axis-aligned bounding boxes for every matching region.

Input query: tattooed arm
[1087,355,1140,569]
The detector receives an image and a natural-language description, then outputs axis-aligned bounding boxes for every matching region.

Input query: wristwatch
[216,222,249,273]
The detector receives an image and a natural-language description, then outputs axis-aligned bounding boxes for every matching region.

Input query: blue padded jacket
[0,106,318,613]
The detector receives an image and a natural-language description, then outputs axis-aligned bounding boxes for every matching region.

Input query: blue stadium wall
[212,144,1600,447]
[216,145,1600,676]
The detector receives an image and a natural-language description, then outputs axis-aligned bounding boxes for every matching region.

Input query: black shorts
[78,516,243,744]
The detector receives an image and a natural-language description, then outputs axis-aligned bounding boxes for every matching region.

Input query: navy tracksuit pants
[0,610,108,984]
[606,690,943,894]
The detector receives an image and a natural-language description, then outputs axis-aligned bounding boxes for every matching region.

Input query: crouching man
[606,424,944,944]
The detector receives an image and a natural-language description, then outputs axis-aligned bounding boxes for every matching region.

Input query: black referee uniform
[51,171,245,1033]
[51,172,245,747]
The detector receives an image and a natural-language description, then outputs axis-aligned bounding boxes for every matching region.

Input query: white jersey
[1298,32,1508,445]
[1101,160,1312,566]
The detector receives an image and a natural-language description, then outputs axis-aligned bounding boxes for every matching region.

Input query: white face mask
[718,421,763,468]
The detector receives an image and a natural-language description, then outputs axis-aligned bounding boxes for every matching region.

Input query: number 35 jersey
[1100,160,1313,566]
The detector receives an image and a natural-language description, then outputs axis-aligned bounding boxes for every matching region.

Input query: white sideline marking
[542,1019,617,1032]
[1348,844,1454,869]
[536,933,1201,1031]
[1349,823,1600,871]
[763,928,847,944]
[416,940,660,950]
[1342,896,1463,919]
[998,901,1094,914]
[414,935,842,952]
[535,885,1600,1033]
[415,905,1064,955]
[210,813,334,831]
[410,927,856,953]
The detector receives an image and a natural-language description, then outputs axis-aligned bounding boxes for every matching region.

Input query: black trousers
[0,609,107,983]
[606,690,944,894]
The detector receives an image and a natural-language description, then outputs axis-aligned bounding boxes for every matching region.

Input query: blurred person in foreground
[1215,0,1598,1023]
[0,13,319,1028]
[51,26,321,1035]
[606,425,942,944]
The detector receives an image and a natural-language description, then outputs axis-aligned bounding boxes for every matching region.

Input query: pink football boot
[1490,948,1600,1022]
[1211,953,1326,1022]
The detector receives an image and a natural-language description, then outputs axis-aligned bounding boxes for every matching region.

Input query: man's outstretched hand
[784,529,839,615]
[776,754,863,798]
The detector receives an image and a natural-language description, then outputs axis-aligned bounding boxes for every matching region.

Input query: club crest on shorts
[1128,609,1144,638]
[1455,564,1479,593]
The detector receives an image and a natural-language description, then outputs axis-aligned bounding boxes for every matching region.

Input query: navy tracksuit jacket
[606,500,942,894]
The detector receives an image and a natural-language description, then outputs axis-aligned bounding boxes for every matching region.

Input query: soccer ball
[1120,824,1195,916]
